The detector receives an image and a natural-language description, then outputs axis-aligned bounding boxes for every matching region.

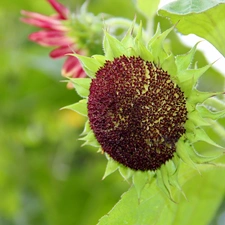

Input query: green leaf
[98,163,225,225]
[172,168,225,225]
[62,99,87,116]
[98,181,175,225]
[158,0,225,56]
[70,78,91,98]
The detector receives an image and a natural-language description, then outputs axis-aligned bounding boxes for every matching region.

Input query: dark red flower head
[88,56,188,171]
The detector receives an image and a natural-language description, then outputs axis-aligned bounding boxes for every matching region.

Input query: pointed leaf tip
[103,31,127,59]
[119,166,134,181]
[102,157,119,179]
[149,26,174,64]
[70,78,91,98]
[73,54,102,78]
[79,130,100,147]
[175,41,200,71]
[62,99,87,116]
[132,171,148,200]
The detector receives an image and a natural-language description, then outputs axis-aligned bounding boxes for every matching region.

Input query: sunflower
[65,23,225,199]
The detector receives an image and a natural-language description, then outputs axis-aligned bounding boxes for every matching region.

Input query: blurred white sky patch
[158,0,225,76]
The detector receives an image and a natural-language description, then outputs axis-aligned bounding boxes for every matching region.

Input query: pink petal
[29,32,73,46]
[66,66,86,89]
[20,10,67,30]
[47,0,69,20]
[31,30,66,38]
[21,10,60,24]
[62,56,86,78]
[50,45,74,58]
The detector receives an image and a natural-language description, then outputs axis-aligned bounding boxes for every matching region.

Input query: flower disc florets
[88,55,188,171]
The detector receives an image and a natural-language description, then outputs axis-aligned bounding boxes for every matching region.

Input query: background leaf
[158,0,225,56]
[172,167,225,225]
[134,0,160,19]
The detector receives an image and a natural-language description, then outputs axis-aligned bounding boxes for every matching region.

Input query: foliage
[1,0,225,225]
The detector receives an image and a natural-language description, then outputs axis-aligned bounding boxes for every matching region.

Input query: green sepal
[188,89,219,105]
[167,158,187,200]
[176,139,199,172]
[80,120,91,136]
[132,171,148,200]
[188,110,210,127]
[188,147,223,164]
[69,78,91,98]
[178,64,211,83]
[161,164,175,201]
[121,22,137,56]
[102,156,119,179]
[204,96,225,111]
[134,38,153,62]
[79,130,100,147]
[197,105,225,119]
[72,54,101,78]
[165,159,177,176]
[179,65,211,96]
[134,22,154,61]
[61,99,87,116]
[118,166,134,181]
[148,23,161,47]
[103,31,127,59]
[92,54,106,65]
[135,21,143,42]
[175,42,199,71]
[186,127,224,148]
[184,119,196,133]
[148,26,174,65]
[156,168,174,202]
[97,147,103,153]
[161,53,177,76]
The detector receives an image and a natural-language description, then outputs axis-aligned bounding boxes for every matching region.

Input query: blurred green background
[1,0,225,225]
[0,0,136,224]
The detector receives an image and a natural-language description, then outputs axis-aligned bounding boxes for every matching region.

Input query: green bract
[65,23,225,199]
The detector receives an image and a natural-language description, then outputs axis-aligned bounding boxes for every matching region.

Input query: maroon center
[88,56,187,171]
